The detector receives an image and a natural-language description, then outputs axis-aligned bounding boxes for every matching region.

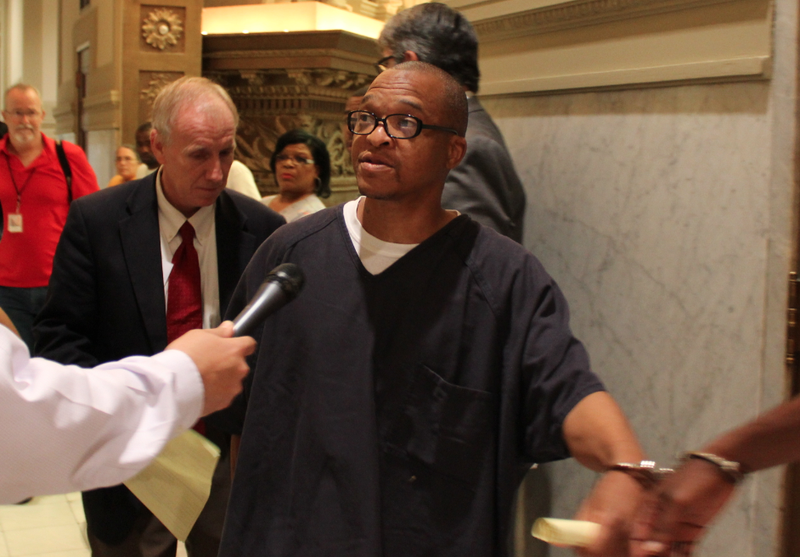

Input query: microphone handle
[231,281,290,337]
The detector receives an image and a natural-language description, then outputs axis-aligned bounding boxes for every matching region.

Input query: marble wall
[485,78,793,556]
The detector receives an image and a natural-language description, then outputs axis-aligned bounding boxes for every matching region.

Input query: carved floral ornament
[140,73,181,103]
[142,8,184,50]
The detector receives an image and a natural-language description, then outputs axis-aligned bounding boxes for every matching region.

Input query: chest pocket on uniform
[385,363,496,486]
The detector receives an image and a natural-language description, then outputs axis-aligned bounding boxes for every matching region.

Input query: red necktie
[166,222,205,435]
[167,221,202,342]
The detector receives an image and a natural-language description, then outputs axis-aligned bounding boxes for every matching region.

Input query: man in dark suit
[377,2,526,243]
[34,76,284,557]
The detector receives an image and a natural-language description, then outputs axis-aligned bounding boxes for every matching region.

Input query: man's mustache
[13,124,35,132]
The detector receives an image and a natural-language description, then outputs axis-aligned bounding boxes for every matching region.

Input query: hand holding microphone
[232,263,305,338]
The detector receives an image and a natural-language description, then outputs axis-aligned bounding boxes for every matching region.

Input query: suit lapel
[120,177,168,352]
[216,191,256,316]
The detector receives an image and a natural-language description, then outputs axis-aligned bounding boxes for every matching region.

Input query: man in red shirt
[0,84,98,350]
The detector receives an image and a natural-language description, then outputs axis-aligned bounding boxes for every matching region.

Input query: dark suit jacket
[33,173,284,544]
[442,97,526,243]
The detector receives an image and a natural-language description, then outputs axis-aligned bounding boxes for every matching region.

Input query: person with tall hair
[378,2,527,243]
[0,84,98,351]
[262,129,331,222]
[34,76,284,557]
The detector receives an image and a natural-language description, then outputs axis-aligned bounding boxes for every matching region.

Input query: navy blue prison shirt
[212,205,605,557]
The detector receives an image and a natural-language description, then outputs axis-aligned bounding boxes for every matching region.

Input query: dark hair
[392,62,468,137]
[270,129,331,199]
[378,3,479,93]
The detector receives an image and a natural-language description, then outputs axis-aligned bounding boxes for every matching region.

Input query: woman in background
[263,129,330,222]
[106,144,140,188]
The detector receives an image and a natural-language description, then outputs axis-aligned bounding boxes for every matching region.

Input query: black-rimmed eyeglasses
[374,55,400,73]
[347,111,459,140]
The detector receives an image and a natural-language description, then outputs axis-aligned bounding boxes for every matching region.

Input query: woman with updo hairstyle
[262,129,331,222]
[106,144,140,188]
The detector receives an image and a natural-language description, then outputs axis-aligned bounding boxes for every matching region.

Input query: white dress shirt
[226,160,261,200]
[0,326,203,504]
[156,169,221,329]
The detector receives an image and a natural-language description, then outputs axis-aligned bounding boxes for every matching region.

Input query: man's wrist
[607,460,673,489]
[681,451,746,484]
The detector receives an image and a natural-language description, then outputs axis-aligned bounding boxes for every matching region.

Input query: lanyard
[2,151,37,211]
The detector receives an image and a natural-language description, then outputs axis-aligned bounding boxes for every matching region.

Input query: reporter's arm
[0,323,253,503]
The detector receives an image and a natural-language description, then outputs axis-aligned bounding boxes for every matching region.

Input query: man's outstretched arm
[0,320,254,503]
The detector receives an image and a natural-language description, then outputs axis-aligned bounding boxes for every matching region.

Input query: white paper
[531,518,601,547]
[125,430,220,541]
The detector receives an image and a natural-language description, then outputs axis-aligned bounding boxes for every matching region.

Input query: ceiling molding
[470,0,739,42]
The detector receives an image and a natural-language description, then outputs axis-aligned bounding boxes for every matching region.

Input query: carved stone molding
[138,71,184,123]
[208,69,365,194]
[458,0,771,94]
[203,48,373,63]
[468,0,741,42]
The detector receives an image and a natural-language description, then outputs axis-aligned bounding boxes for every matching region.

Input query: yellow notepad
[125,430,220,541]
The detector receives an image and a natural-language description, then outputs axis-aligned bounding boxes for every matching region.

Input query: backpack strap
[55,139,73,204]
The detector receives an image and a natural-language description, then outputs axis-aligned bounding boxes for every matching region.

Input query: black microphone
[232,263,305,337]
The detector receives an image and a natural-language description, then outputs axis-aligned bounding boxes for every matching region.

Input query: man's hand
[574,470,644,556]
[166,321,256,415]
[561,392,647,556]
[629,459,735,556]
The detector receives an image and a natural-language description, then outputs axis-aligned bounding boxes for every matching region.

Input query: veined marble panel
[86,129,117,189]
[482,81,784,556]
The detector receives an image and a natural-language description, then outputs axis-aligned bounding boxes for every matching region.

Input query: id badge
[8,213,22,233]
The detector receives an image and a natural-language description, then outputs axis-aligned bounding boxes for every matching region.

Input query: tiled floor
[0,496,187,557]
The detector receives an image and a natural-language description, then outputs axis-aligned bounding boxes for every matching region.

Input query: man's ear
[446,135,467,170]
[403,51,420,62]
[150,129,167,165]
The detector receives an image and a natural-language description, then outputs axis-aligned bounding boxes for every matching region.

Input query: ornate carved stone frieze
[203,48,374,64]
[140,6,186,52]
[208,69,366,196]
[473,0,737,42]
[138,71,184,124]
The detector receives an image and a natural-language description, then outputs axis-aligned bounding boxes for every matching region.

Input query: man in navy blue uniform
[219,62,644,557]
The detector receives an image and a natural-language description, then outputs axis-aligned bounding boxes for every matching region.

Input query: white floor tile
[0,501,76,532]
[31,551,90,557]
[4,524,87,556]
[64,494,81,504]
[67,501,84,526]
[24,496,68,507]
[0,531,9,557]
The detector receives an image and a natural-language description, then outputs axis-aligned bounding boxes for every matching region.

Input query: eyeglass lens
[276,154,313,165]
[349,112,419,139]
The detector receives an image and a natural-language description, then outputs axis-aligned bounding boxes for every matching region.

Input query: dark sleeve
[515,259,605,463]
[443,134,525,241]
[64,142,100,198]
[33,201,101,367]
[205,237,284,434]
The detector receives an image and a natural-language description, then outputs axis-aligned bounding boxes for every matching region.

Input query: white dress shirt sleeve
[0,327,204,503]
